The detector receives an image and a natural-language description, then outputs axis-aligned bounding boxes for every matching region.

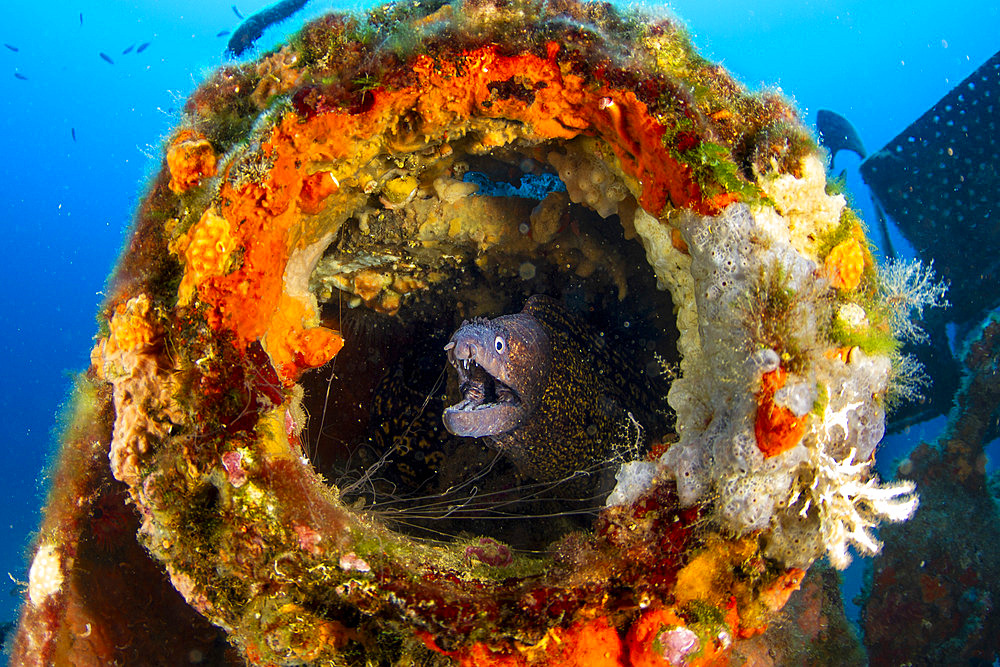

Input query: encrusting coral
[169,210,237,306]
[824,237,865,291]
[165,129,218,194]
[13,1,937,664]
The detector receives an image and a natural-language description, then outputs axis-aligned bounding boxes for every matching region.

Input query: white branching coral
[879,258,950,343]
[785,442,918,570]
[615,168,932,572]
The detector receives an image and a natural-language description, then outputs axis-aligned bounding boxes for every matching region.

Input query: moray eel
[444,295,670,483]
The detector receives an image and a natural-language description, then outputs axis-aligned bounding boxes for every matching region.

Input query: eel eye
[494,336,505,353]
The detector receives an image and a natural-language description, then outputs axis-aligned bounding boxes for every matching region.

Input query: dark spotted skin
[367,361,448,487]
[445,295,673,483]
[346,315,457,493]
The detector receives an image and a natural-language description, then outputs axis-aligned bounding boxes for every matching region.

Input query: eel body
[444,295,671,483]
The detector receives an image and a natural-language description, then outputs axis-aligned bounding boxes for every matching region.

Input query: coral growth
[654,201,911,569]
[548,143,630,218]
[731,564,866,664]
[754,367,807,458]
[165,130,217,194]
[170,209,237,306]
[251,46,302,109]
[263,293,345,381]
[824,237,864,291]
[96,293,159,365]
[13,0,922,664]
[777,439,917,569]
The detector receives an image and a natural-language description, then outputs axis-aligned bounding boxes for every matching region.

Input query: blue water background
[0,0,996,633]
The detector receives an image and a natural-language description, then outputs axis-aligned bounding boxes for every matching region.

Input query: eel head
[443,309,551,438]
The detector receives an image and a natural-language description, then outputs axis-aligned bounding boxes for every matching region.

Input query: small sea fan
[878,258,950,344]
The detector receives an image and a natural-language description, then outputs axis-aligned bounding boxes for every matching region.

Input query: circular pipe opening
[296,147,682,549]
[78,3,901,663]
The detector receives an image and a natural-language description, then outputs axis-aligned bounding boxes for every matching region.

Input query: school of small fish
[2,4,281,139]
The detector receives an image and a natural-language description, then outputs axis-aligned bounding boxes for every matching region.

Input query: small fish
[122,44,134,55]
[3,43,17,52]
[232,5,244,19]
[217,30,230,37]
[444,295,673,484]
[79,12,83,27]
[13,72,26,81]
[99,52,114,64]
[71,127,76,142]
[136,42,150,53]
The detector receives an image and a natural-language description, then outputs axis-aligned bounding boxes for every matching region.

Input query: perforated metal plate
[861,50,1000,324]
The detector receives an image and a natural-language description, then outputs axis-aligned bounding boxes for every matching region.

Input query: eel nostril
[456,339,478,360]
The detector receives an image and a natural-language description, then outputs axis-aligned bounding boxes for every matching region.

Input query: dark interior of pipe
[297,156,682,551]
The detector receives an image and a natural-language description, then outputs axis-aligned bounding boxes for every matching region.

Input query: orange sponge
[824,237,864,291]
[170,210,236,306]
[166,130,217,194]
[755,368,807,458]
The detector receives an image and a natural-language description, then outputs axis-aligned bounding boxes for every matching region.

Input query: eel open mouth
[442,340,524,437]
